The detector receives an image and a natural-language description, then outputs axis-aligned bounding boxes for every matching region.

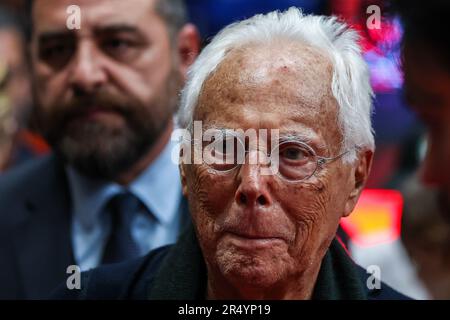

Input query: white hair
[177,7,375,162]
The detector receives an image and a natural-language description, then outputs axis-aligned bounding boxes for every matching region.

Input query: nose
[68,40,107,95]
[235,154,272,208]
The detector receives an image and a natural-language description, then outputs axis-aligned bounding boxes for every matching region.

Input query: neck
[116,121,174,186]
[206,262,322,300]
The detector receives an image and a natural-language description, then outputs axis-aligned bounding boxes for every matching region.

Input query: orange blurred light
[340,189,403,247]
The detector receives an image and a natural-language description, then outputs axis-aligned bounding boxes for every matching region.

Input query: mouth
[83,106,118,116]
[224,231,287,249]
[67,106,123,123]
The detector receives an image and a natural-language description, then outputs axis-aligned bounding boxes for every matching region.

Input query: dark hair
[154,0,188,40]
[391,0,450,70]
[25,0,188,41]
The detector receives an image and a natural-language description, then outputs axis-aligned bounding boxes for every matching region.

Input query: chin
[215,245,287,288]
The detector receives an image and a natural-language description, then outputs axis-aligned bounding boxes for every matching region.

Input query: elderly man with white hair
[55,8,408,300]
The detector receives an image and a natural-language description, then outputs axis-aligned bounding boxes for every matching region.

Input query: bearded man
[0,0,200,299]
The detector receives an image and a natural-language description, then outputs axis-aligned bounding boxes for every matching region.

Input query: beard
[37,69,182,180]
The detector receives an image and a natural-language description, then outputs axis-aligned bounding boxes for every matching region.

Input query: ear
[343,149,374,217]
[179,161,189,197]
[176,23,201,80]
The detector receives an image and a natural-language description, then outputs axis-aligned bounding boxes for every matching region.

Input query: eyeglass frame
[184,134,359,183]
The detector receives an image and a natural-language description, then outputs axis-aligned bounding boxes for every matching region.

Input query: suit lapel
[12,155,75,299]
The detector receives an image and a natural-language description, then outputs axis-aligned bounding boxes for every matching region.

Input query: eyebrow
[279,132,327,151]
[200,126,327,147]
[37,24,145,42]
[38,30,76,43]
[93,24,143,35]
[279,132,314,142]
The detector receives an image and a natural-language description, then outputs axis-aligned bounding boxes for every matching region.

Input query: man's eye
[42,44,68,56]
[101,38,140,61]
[39,43,75,69]
[212,136,237,156]
[103,38,132,50]
[280,146,310,162]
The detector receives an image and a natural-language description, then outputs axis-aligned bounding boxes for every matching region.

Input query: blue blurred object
[186,0,326,39]
[372,90,418,144]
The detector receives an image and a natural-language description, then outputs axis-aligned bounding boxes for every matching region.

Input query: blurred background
[1,0,447,300]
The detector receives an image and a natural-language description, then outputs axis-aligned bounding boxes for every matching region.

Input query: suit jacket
[0,154,190,299]
[53,223,411,300]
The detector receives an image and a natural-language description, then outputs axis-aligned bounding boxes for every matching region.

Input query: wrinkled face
[403,44,450,209]
[181,43,364,291]
[31,0,183,178]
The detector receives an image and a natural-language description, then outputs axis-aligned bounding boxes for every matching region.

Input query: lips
[227,230,284,241]
[221,222,290,243]
[223,231,287,251]
[67,106,121,122]
[217,208,293,244]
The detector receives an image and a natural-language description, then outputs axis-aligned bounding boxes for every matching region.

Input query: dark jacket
[54,224,410,300]
[0,154,190,299]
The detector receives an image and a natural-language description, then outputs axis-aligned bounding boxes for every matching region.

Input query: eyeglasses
[189,133,355,183]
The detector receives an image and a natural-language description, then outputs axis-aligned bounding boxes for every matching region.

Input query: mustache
[60,90,133,121]
[38,89,137,142]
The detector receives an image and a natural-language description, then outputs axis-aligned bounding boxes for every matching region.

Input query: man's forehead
[200,43,335,116]
[232,42,332,77]
[202,42,333,106]
[196,41,340,150]
[33,0,157,34]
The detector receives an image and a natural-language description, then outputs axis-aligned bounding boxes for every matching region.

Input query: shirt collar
[129,139,182,225]
[66,139,182,229]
